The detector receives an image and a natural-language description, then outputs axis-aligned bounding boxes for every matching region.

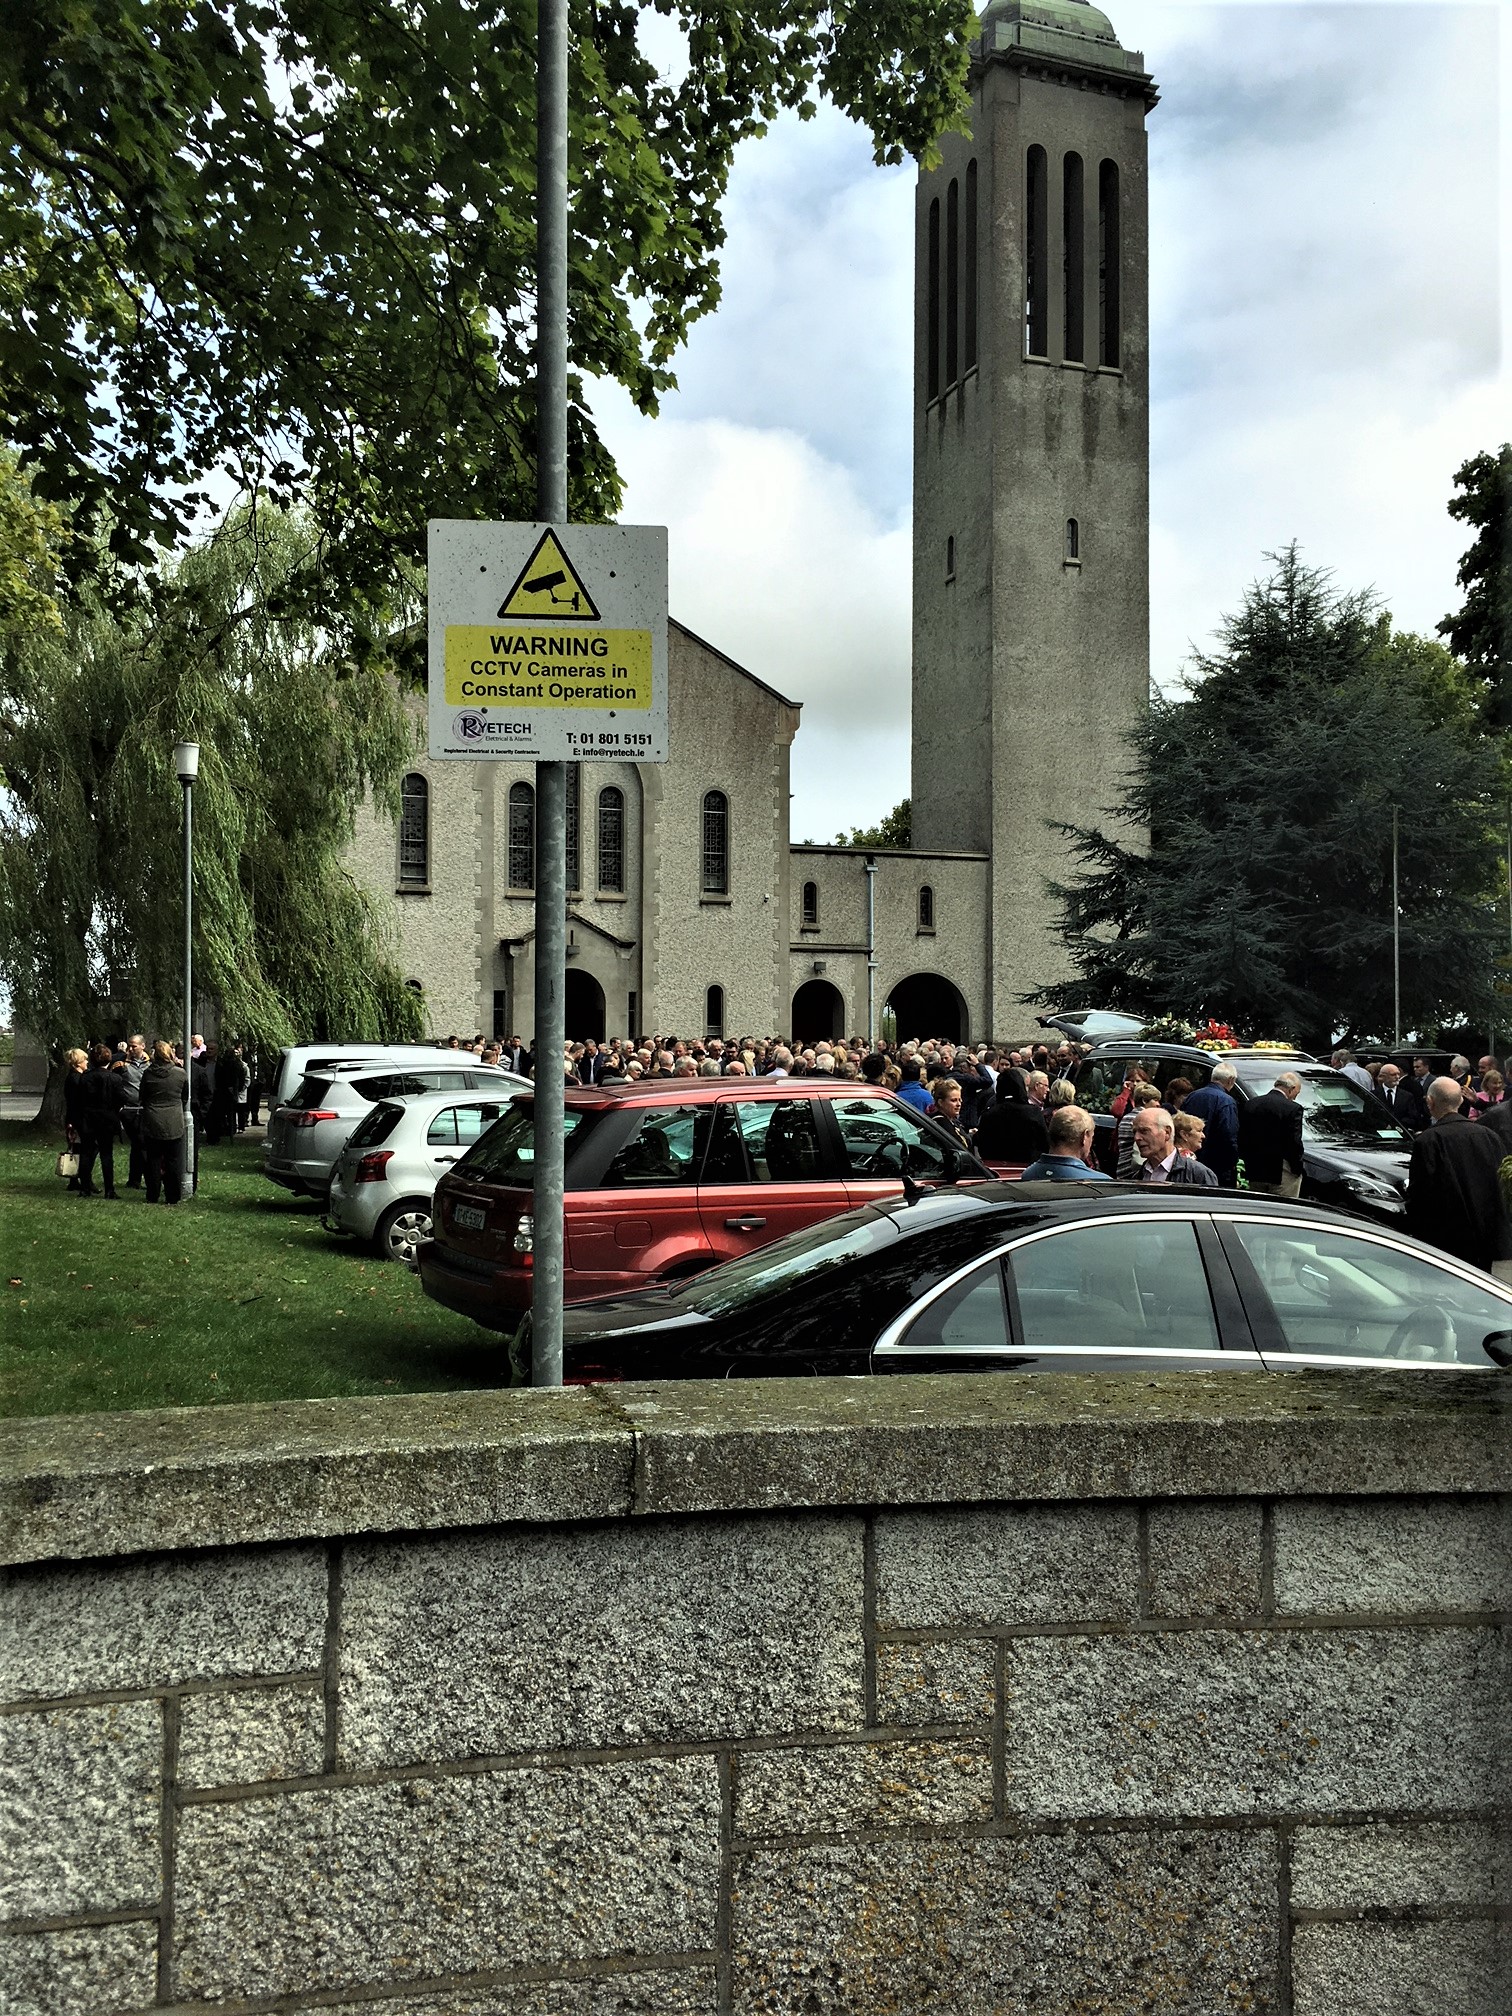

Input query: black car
[1072,1042,1412,1222]
[518,1184,1512,1383]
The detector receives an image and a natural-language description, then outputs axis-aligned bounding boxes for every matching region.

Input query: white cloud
[595,394,914,835]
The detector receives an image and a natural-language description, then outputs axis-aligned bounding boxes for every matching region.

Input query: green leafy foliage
[0,448,67,635]
[0,504,424,1068]
[1439,444,1512,728]
[1033,547,1510,1052]
[0,0,973,599]
[837,797,911,846]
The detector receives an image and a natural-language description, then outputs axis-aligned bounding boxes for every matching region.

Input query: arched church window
[964,160,979,372]
[398,773,429,887]
[1025,146,1048,357]
[701,790,729,895]
[945,177,960,387]
[597,785,625,892]
[927,198,942,401]
[802,880,819,929]
[1063,152,1084,362]
[1099,159,1121,367]
[565,762,581,892]
[918,885,935,932]
[1065,517,1081,563]
[706,985,725,1041]
[508,781,535,890]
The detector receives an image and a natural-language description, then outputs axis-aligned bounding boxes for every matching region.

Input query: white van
[268,1044,494,1112]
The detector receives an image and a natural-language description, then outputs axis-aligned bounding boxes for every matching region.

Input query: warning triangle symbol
[496,529,600,621]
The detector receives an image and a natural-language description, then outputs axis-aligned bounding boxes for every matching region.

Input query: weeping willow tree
[0,501,425,1115]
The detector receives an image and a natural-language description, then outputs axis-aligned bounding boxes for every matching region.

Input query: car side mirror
[1482,1332,1512,1370]
[479,1105,501,1120]
[942,1147,960,1184]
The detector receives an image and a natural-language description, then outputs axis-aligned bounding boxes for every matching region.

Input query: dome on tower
[977,0,1129,68]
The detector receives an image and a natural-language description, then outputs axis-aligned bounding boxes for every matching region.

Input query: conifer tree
[1033,547,1508,1052]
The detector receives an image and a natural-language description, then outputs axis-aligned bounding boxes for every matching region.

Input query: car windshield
[1233,1065,1409,1146]
[670,1212,899,1317]
[453,1102,589,1183]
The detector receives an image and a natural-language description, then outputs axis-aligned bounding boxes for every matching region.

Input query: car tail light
[355,1151,394,1183]
[512,1212,534,1258]
[565,1365,624,1385]
[292,1110,339,1128]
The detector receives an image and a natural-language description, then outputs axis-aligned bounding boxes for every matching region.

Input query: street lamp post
[173,741,199,1199]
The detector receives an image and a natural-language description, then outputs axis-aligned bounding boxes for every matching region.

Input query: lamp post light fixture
[173,741,199,1199]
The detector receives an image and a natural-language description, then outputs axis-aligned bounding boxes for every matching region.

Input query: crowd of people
[60,1033,254,1204]
[54,1022,1512,1270]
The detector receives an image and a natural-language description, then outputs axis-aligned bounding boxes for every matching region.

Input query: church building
[351,0,1156,1045]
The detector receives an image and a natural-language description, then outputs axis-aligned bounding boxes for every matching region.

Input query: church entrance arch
[791,979,845,1044]
[564,969,606,1044]
[886,973,968,1045]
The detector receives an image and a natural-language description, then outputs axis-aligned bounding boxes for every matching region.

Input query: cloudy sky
[590,0,1507,842]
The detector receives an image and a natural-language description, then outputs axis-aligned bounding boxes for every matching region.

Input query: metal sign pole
[1391,803,1400,1050]
[531,0,569,1386]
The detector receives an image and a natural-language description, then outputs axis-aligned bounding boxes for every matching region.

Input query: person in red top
[1109,1063,1151,1123]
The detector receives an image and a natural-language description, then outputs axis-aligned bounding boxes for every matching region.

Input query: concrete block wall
[1,1375,1507,2013]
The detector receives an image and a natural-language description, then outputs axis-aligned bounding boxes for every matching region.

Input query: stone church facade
[353,0,1154,1047]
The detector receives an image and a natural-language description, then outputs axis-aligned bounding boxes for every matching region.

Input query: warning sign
[495,530,601,621]
[427,520,668,764]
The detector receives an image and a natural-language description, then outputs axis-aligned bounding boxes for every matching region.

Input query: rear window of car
[454,1103,591,1184]
[348,1103,405,1149]
[290,1075,335,1108]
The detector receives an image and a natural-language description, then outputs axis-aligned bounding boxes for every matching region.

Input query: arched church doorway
[791,979,845,1043]
[886,973,968,1044]
[564,969,606,1043]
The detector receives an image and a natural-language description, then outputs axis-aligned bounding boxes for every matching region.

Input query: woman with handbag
[60,1047,88,1190]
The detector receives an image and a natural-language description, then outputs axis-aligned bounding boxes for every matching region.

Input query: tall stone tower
[910,0,1156,1029]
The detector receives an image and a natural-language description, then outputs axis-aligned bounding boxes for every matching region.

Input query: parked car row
[1073,1040,1412,1221]
[259,1045,528,1259]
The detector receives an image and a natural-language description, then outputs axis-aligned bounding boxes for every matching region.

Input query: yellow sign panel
[495,529,601,620]
[444,626,653,709]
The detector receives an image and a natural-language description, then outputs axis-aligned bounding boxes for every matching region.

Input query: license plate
[453,1203,487,1232]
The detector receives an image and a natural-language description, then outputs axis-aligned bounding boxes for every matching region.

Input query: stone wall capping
[2,1371,1508,1569]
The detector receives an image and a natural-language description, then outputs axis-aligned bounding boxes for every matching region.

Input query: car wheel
[375,1200,432,1263]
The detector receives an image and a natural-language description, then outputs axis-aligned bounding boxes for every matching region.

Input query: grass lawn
[0,1121,510,1418]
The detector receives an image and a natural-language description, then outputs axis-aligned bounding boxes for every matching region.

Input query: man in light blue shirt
[1020,1105,1113,1181]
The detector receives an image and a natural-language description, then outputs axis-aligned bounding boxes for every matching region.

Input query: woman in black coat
[61,1046,89,1190]
[138,1040,190,1204]
[76,1043,127,1197]
[974,1067,1051,1163]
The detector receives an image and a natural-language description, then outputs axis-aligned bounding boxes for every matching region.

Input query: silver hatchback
[328,1089,522,1260]
[264,1061,527,1200]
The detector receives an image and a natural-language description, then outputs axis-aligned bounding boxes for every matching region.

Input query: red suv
[417,1079,984,1330]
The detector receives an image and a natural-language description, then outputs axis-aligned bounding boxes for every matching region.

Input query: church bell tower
[910,0,1156,1027]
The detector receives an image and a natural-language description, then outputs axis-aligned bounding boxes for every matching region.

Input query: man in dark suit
[1237,1072,1305,1196]
[1406,1076,1512,1272]
[1376,1062,1424,1131]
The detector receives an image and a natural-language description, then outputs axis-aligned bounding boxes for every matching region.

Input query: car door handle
[725,1215,767,1231]
[435,1155,456,1164]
